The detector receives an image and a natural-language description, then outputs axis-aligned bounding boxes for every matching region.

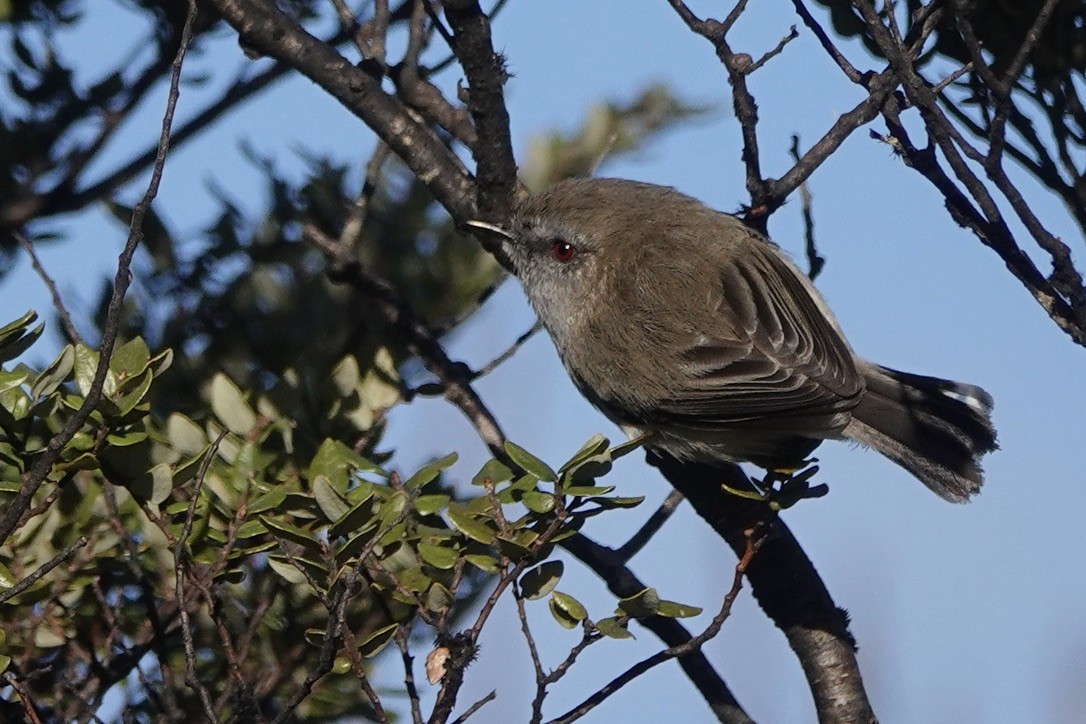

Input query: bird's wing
[646,236,863,428]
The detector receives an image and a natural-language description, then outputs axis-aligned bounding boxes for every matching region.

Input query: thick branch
[647,453,876,724]
[205,0,476,221]
[443,0,520,221]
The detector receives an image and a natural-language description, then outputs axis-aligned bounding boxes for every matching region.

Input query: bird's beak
[465,220,519,274]
[464,219,514,241]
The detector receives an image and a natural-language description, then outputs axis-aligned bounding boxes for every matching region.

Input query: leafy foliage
[0,308,708,718]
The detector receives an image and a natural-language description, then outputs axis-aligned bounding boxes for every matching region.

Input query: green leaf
[415,494,451,515]
[359,347,401,410]
[591,495,645,509]
[657,600,703,618]
[0,322,43,363]
[261,516,325,557]
[377,492,408,525]
[109,337,151,379]
[504,441,557,482]
[147,347,174,376]
[595,616,634,639]
[549,591,587,629]
[404,452,458,490]
[447,503,496,544]
[308,439,386,490]
[0,310,37,344]
[617,587,660,619]
[167,413,208,456]
[358,623,399,658]
[313,475,349,522]
[0,385,29,420]
[497,535,533,562]
[0,561,15,588]
[397,564,432,593]
[418,541,459,570]
[235,519,268,539]
[471,458,514,487]
[31,345,74,399]
[330,354,361,396]
[0,369,28,394]
[562,485,615,497]
[558,433,610,472]
[464,552,501,573]
[113,368,153,415]
[267,556,308,585]
[149,463,173,506]
[522,490,555,514]
[425,582,453,612]
[73,344,116,397]
[609,434,650,460]
[106,428,148,447]
[329,498,378,539]
[210,373,257,435]
[248,487,288,516]
[520,561,563,600]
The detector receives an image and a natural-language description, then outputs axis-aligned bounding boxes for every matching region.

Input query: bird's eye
[550,239,576,263]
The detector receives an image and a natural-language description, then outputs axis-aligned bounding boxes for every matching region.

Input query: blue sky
[4,1,1086,722]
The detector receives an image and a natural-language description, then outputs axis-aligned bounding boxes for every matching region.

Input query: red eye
[550,239,576,263]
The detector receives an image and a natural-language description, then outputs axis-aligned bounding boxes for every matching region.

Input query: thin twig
[3,672,45,724]
[549,527,765,723]
[173,428,227,722]
[745,25,798,74]
[560,532,751,723]
[306,224,507,458]
[396,626,426,724]
[471,320,542,380]
[14,233,82,343]
[0,536,88,605]
[788,135,824,281]
[449,690,497,724]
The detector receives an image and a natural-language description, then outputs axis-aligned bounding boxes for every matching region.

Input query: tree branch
[205,0,477,222]
[647,453,876,724]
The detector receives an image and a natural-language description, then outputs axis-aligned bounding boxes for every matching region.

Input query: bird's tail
[843,362,998,502]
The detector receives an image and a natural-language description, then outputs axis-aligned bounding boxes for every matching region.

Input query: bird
[469,177,997,503]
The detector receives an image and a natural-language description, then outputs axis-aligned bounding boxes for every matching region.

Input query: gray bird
[471,177,997,502]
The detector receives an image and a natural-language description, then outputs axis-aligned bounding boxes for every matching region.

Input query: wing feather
[649,236,862,429]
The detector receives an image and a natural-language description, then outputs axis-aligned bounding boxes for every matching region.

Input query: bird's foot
[721,459,828,511]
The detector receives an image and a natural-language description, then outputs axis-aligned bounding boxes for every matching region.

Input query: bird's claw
[721,460,829,510]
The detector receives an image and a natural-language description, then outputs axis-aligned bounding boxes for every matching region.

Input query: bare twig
[306,224,507,458]
[3,672,45,724]
[206,0,477,224]
[665,0,770,220]
[340,143,393,249]
[550,527,765,723]
[396,626,426,724]
[560,532,752,723]
[788,135,824,281]
[746,25,799,74]
[14,233,82,344]
[471,320,542,379]
[173,428,227,721]
[449,689,497,724]
[0,536,88,605]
